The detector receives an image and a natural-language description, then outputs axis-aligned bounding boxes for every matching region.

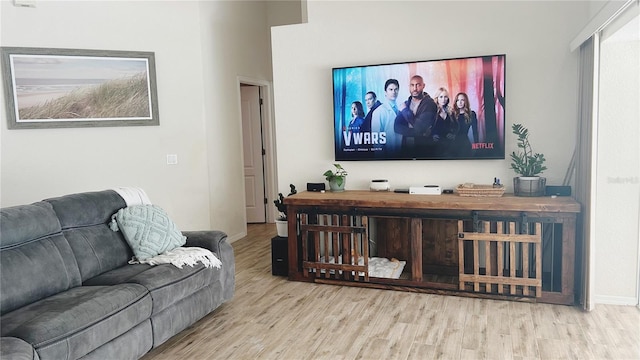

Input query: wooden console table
[284,190,580,305]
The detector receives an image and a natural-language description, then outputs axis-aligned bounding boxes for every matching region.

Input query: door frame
[237,76,278,223]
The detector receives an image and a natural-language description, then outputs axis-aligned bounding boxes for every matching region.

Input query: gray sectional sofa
[0,190,235,360]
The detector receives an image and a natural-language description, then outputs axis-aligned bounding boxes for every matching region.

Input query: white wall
[271,1,590,193]
[594,21,639,305]
[197,1,272,239]
[0,1,209,229]
[0,1,272,241]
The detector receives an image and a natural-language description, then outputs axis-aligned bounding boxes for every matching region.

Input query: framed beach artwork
[1,47,160,129]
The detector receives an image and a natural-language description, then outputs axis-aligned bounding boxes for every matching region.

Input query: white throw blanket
[112,187,152,206]
[129,247,222,269]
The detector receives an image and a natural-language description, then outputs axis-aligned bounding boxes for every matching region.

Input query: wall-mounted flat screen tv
[332,54,505,161]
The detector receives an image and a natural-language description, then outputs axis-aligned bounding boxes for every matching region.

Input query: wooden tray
[456,183,505,197]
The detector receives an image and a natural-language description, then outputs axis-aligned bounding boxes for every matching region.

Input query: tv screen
[332,54,505,161]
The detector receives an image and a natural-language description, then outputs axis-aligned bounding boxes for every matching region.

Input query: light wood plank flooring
[142,224,640,360]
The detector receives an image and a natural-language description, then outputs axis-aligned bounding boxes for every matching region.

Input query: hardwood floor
[142,223,640,360]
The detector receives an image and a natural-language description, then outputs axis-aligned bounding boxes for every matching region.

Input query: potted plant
[510,123,547,196]
[273,184,296,237]
[323,164,348,192]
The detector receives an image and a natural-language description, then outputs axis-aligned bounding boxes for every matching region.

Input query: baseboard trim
[227,231,248,244]
[594,294,638,306]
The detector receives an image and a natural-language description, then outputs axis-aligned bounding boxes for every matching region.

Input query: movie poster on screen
[332,54,505,161]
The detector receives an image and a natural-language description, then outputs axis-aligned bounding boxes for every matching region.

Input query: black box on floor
[271,236,288,276]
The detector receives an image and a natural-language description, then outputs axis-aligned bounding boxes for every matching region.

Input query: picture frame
[1,47,160,129]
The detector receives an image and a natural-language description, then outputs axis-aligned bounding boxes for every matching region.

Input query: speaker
[307,182,326,192]
[545,185,572,196]
[271,236,288,276]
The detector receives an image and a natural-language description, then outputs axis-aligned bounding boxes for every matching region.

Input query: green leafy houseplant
[323,164,348,187]
[510,124,547,177]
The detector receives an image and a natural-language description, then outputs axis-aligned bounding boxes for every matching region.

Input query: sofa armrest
[182,230,235,301]
[0,337,40,360]
[182,230,228,253]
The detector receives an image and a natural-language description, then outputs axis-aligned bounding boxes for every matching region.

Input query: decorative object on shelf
[456,183,505,197]
[510,123,547,196]
[513,176,547,197]
[306,182,326,192]
[273,184,297,237]
[369,179,390,192]
[323,163,348,192]
[409,185,442,195]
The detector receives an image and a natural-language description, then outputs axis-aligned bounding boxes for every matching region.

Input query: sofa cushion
[113,205,186,261]
[44,190,132,282]
[63,226,133,283]
[1,284,151,360]
[0,202,60,249]
[79,320,152,360]
[0,233,83,315]
[1,202,82,315]
[84,262,212,315]
[44,190,126,230]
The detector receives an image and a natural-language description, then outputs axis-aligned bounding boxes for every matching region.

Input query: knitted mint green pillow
[114,205,186,261]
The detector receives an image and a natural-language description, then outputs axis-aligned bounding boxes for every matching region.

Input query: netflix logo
[472,142,495,149]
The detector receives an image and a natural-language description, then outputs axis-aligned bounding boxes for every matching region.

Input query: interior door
[241,85,266,223]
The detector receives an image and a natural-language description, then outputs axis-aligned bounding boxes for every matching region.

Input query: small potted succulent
[510,123,547,196]
[323,163,348,192]
[273,184,296,237]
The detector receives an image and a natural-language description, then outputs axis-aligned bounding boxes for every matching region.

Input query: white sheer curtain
[574,35,597,311]
[572,0,640,310]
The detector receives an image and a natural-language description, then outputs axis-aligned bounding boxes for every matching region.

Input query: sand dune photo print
[1,47,159,129]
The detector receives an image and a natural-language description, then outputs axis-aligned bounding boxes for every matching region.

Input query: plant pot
[329,178,346,192]
[275,219,288,237]
[513,176,546,197]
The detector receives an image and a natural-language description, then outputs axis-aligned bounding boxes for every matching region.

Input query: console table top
[284,190,580,213]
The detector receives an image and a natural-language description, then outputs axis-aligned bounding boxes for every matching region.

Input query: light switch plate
[166,154,178,165]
